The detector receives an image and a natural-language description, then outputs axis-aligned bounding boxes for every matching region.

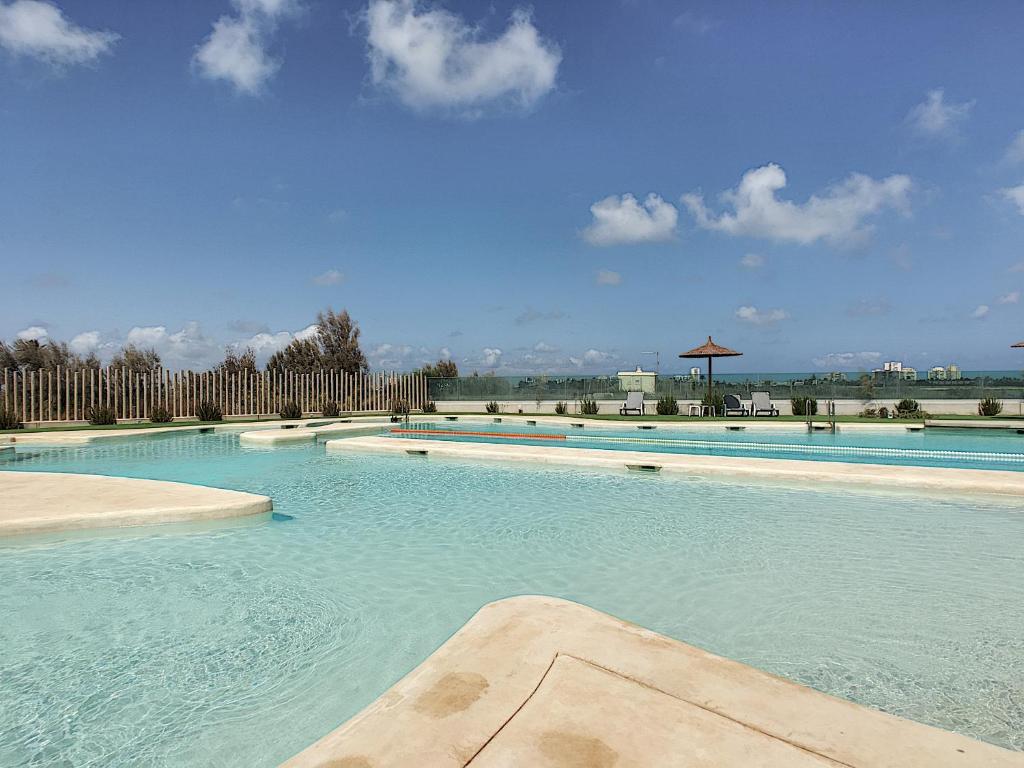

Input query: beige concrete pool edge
[326,435,1024,499]
[282,595,1023,768]
[0,472,272,537]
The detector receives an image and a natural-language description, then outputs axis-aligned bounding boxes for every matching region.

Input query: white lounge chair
[620,391,645,416]
[751,391,779,417]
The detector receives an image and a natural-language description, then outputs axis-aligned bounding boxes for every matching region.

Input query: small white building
[617,366,657,393]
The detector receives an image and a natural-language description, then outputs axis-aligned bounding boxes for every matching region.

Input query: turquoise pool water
[1,432,1023,766]
[387,420,1024,470]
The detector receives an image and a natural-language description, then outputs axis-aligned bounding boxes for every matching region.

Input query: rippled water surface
[1,432,1022,765]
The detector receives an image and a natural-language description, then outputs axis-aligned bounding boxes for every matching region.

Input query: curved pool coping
[282,595,1023,767]
[0,472,273,537]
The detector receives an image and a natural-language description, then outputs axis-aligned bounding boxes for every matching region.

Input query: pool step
[405,449,429,456]
[626,463,662,473]
[637,425,656,430]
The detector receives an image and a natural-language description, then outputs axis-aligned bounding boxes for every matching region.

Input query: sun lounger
[751,391,779,417]
[723,394,749,417]
[619,391,645,416]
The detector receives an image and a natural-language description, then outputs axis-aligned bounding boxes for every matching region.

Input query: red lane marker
[390,428,567,441]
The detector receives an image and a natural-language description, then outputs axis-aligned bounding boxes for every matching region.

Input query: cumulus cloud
[846,298,891,318]
[583,193,678,246]
[481,347,502,367]
[735,305,788,326]
[69,330,100,356]
[596,269,622,285]
[905,88,973,139]
[312,269,345,286]
[812,351,882,369]
[999,184,1024,215]
[1004,130,1024,165]
[683,164,911,246]
[0,0,118,66]
[365,0,560,113]
[971,304,990,319]
[998,291,1020,305]
[16,325,48,341]
[194,0,299,94]
[739,253,764,269]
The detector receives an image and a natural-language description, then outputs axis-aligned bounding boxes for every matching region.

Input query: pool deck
[0,472,272,537]
[326,435,1024,499]
[283,595,1023,768]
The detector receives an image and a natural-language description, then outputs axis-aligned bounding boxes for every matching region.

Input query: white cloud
[735,305,788,326]
[998,291,1020,305]
[0,0,118,66]
[293,323,319,341]
[439,346,451,360]
[1004,130,1024,165]
[999,184,1024,215]
[1010,262,1024,273]
[905,88,973,139]
[596,269,622,285]
[739,253,764,269]
[971,304,990,319]
[481,347,502,367]
[16,325,48,341]
[683,164,911,246]
[583,193,678,246]
[193,0,298,94]
[69,330,100,356]
[125,325,168,348]
[582,348,610,364]
[365,0,560,113]
[812,351,882,369]
[312,269,345,286]
[533,341,558,353]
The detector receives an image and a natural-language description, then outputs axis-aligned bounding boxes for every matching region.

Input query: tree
[0,338,99,371]
[215,346,257,375]
[111,344,161,373]
[266,308,367,374]
[419,358,458,378]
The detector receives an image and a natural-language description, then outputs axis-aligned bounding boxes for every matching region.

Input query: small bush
[392,398,410,415]
[554,401,567,415]
[894,398,923,418]
[422,400,437,413]
[485,401,500,414]
[0,407,23,430]
[791,397,818,416]
[280,401,302,420]
[656,394,679,416]
[150,406,173,424]
[579,397,600,415]
[321,400,340,418]
[701,392,724,416]
[859,406,879,419]
[87,405,117,426]
[978,398,1003,417]
[878,406,890,419]
[195,401,223,422]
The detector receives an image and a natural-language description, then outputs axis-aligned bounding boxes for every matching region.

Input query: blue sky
[2,0,1023,374]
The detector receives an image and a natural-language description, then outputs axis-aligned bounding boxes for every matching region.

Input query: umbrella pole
[707,355,713,404]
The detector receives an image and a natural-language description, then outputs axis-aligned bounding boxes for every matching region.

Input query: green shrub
[791,397,818,416]
[859,406,878,418]
[422,400,437,413]
[579,397,599,415]
[878,406,890,419]
[701,392,724,415]
[391,398,410,415]
[978,398,1003,417]
[554,401,567,415]
[150,406,173,423]
[321,400,340,418]
[195,401,223,422]
[894,398,924,418]
[485,401,500,414]
[656,394,679,415]
[0,407,23,430]
[86,404,117,425]
[280,401,302,420]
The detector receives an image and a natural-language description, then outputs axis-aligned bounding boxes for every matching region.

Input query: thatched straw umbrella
[1013,341,1024,348]
[679,336,742,402]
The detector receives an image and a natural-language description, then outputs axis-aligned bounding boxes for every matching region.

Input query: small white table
[688,404,715,417]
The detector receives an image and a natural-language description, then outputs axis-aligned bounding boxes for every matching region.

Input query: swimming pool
[387,419,1024,470]
[1,432,1022,765]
